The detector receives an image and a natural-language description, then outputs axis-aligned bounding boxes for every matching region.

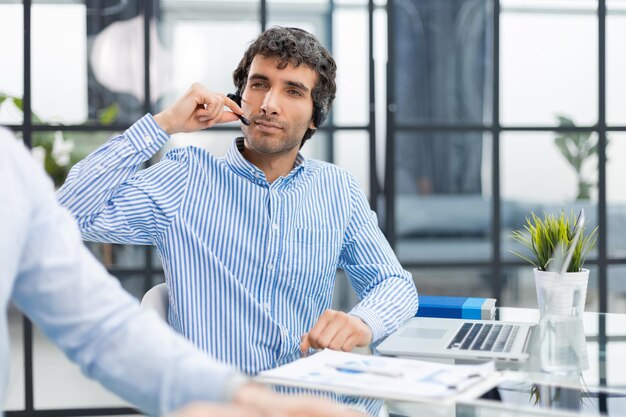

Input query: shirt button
[281,329,288,337]
[272,223,279,231]
[267,264,274,271]
[263,302,271,310]
[144,135,153,144]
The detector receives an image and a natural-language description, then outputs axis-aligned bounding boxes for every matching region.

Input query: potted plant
[511,211,597,316]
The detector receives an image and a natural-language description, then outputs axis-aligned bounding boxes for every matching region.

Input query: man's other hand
[154,83,243,135]
[168,403,263,417]
[233,383,366,417]
[300,309,372,354]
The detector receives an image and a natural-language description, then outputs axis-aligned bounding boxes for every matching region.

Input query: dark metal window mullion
[6,407,137,417]
[260,0,267,32]
[491,0,502,301]
[384,0,396,247]
[22,0,34,414]
[143,2,155,295]
[325,0,335,164]
[596,1,608,405]
[598,0,608,319]
[368,0,378,212]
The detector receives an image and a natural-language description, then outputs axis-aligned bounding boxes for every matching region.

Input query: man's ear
[309,119,316,130]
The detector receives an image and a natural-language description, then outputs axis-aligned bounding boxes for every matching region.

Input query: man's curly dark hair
[233,27,337,147]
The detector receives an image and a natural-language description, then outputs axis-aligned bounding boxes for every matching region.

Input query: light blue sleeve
[338,175,419,342]
[4,137,247,416]
[56,114,188,245]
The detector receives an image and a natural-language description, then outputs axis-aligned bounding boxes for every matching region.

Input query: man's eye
[287,89,303,97]
[251,82,267,88]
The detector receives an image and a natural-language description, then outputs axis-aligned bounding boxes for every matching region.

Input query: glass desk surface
[379,307,626,417]
[289,307,626,417]
[372,307,626,417]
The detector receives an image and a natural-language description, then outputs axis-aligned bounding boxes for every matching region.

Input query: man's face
[240,55,317,155]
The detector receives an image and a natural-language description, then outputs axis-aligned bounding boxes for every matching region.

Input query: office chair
[140,282,168,322]
[139,283,389,417]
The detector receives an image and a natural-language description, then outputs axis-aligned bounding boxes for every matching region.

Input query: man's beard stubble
[242,115,310,155]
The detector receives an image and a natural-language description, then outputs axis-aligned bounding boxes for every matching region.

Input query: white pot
[533,268,589,317]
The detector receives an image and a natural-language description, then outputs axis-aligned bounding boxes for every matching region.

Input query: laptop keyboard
[447,322,520,353]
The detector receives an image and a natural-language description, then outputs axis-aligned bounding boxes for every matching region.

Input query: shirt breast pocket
[283,227,343,298]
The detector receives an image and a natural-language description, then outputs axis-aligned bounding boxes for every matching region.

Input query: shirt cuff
[348,306,387,343]
[125,113,170,158]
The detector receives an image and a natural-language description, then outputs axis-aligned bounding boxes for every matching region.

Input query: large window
[2,0,622,415]
[386,0,616,316]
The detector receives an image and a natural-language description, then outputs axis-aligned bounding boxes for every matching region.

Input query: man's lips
[255,120,283,130]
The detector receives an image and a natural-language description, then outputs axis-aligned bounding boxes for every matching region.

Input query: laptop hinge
[522,325,536,353]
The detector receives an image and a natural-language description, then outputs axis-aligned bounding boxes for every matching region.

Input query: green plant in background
[511,211,597,272]
[554,115,607,200]
[0,92,119,187]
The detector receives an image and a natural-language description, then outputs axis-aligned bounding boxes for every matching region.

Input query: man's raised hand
[154,83,243,135]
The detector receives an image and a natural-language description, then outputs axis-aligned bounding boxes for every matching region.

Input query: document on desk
[256,349,500,402]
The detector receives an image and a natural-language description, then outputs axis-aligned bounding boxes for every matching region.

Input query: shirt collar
[224,137,307,186]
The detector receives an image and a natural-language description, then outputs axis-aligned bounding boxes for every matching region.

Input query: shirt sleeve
[56,114,187,245]
[338,175,419,342]
[5,136,248,416]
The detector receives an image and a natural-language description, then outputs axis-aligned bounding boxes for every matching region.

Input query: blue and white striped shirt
[57,114,418,375]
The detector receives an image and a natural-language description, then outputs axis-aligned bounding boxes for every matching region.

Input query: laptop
[377,209,586,363]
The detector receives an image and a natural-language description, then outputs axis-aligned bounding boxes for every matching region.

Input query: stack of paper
[257,349,499,402]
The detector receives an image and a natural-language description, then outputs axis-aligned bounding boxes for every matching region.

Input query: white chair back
[140,282,168,322]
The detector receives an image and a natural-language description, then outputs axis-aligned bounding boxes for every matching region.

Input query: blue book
[416,295,496,320]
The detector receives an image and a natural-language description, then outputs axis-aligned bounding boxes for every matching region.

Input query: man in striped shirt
[58,27,418,378]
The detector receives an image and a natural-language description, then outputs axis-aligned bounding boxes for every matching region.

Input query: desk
[382,307,626,416]
[266,308,626,416]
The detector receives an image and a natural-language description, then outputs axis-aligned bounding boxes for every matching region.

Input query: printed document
[257,349,500,402]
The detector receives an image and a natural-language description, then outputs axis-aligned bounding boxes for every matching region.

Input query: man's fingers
[341,335,358,352]
[223,95,244,115]
[300,332,311,353]
[216,112,242,125]
[296,397,367,417]
[328,326,353,351]
[306,312,333,349]
[169,403,263,417]
[313,318,345,349]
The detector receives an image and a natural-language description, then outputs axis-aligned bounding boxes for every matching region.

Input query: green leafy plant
[511,211,597,272]
[0,92,118,187]
[554,115,607,200]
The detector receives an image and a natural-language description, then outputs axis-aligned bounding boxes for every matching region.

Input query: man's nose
[260,90,280,116]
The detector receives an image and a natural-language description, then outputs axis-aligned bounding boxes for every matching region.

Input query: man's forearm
[57,115,169,222]
[349,275,418,342]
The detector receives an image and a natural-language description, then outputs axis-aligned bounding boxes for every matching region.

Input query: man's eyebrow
[248,73,310,93]
[248,73,269,82]
[285,81,309,93]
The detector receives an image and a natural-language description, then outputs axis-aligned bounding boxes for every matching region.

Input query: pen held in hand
[326,362,403,378]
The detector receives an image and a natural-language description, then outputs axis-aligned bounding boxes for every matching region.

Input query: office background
[2,0,626,415]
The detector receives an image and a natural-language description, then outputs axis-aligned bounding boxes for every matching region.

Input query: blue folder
[416,295,496,320]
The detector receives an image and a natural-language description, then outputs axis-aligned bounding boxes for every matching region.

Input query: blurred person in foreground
[0,129,364,417]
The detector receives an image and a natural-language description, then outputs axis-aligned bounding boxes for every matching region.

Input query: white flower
[51,131,74,167]
[31,146,46,168]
